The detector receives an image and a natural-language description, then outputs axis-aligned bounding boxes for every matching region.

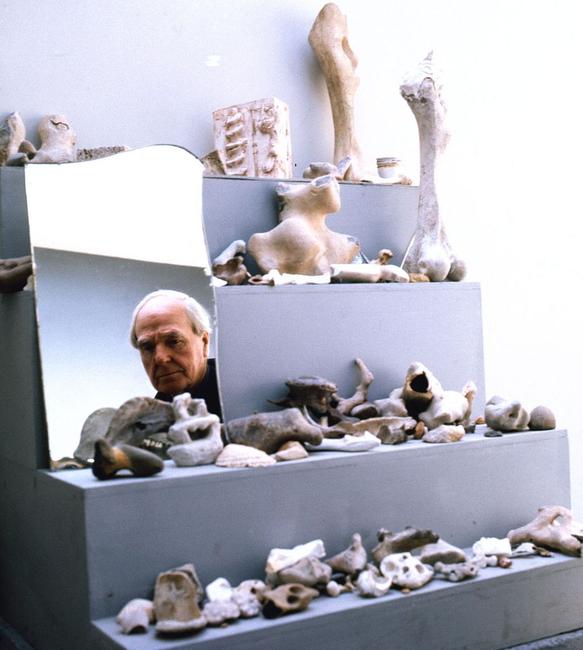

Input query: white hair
[130,289,212,348]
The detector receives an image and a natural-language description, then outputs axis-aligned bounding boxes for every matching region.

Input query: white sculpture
[212,97,292,178]
[400,53,466,281]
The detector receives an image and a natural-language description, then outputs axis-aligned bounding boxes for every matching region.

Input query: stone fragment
[154,566,206,634]
[472,537,512,557]
[276,557,332,588]
[434,559,481,582]
[272,441,309,462]
[212,97,292,178]
[529,405,556,431]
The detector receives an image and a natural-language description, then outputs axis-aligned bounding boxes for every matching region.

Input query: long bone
[400,53,466,281]
[309,4,377,182]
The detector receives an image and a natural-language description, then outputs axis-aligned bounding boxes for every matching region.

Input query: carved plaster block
[212,97,292,178]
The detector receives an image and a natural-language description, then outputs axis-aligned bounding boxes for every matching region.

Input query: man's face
[134,297,209,396]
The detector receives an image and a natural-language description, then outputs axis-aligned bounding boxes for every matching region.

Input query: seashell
[205,577,233,602]
[224,408,323,454]
[276,556,332,587]
[215,444,276,468]
[154,567,206,635]
[418,539,467,566]
[422,424,465,444]
[201,600,240,626]
[379,552,434,590]
[262,584,319,618]
[75,407,116,462]
[265,539,326,577]
[326,533,367,575]
[354,564,391,598]
[472,537,512,557]
[305,431,380,453]
[116,598,154,634]
[272,440,309,462]
[372,527,439,565]
[528,405,556,431]
[434,559,480,582]
[105,396,174,448]
[91,438,164,480]
[485,395,529,432]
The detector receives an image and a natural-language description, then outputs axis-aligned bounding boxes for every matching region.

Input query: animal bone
[400,53,466,281]
[529,405,556,431]
[330,263,409,283]
[154,567,206,635]
[308,4,377,182]
[248,269,331,285]
[326,580,352,597]
[265,539,326,578]
[401,362,444,419]
[323,415,417,438]
[116,598,155,634]
[212,97,292,178]
[166,394,223,467]
[0,112,31,165]
[271,378,337,417]
[326,533,367,575]
[354,564,392,598]
[215,444,276,468]
[305,431,380,452]
[276,556,332,588]
[372,527,439,565]
[91,438,164,480]
[104,396,174,449]
[421,424,465,444]
[212,240,249,286]
[248,175,359,275]
[434,559,480,582]
[262,584,319,618]
[224,408,323,454]
[0,256,33,293]
[418,380,476,429]
[376,424,408,445]
[418,539,467,566]
[507,505,582,556]
[302,156,352,180]
[485,395,530,432]
[28,114,77,164]
[379,552,434,590]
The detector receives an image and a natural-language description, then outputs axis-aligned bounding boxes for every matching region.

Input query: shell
[215,444,276,468]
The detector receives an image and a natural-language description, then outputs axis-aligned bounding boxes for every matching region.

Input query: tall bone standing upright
[400,53,466,281]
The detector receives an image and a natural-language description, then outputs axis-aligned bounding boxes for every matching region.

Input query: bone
[276,557,332,588]
[105,397,174,449]
[354,564,392,597]
[421,424,465,444]
[271,377,337,417]
[248,175,359,275]
[91,438,164,480]
[400,53,466,281]
[212,97,292,178]
[379,552,434,590]
[28,114,77,164]
[418,539,467,565]
[334,358,375,416]
[212,240,249,286]
[305,431,380,452]
[0,112,30,165]
[418,380,476,430]
[507,505,582,557]
[248,269,331,286]
[323,415,417,438]
[330,263,409,283]
[308,4,377,182]
[75,407,117,462]
[116,598,154,634]
[224,408,323,454]
[485,395,530,432]
[154,567,206,635]
[326,533,367,575]
[262,584,319,618]
[529,405,556,431]
[302,156,352,180]
[265,539,326,578]
[0,256,33,293]
[372,527,439,565]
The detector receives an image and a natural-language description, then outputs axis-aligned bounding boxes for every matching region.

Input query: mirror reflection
[25,145,219,465]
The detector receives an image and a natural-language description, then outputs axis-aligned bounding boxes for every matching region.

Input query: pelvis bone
[247,175,359,275]
[400,53,466,281]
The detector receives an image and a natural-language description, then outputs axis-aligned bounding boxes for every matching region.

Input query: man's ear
[201,331,210,356]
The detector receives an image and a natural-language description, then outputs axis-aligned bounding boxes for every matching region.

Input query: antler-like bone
[508,506,582,556]
[400,53,466,281]
[309,4,377,182]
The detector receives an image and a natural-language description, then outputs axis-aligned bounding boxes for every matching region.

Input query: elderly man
[130,289,222,419]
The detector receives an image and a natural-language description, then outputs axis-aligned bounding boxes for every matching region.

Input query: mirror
[24,145,219,465]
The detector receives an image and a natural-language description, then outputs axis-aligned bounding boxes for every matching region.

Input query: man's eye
[139,342,154,353]
[167,337,185,348]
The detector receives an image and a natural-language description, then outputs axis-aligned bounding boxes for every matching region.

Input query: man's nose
[154,344,172,364]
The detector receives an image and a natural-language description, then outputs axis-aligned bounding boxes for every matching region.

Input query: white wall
[3,1,583,509]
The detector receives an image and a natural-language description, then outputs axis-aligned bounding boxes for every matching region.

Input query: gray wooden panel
[203,177,418,273]
[215,282,485,423]
[45,428,569,622]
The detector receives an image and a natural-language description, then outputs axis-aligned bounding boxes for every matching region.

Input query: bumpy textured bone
[355,564,392,598]
[400,53,466,281]
[0,112,30,165]
[276,557,332,587]
[262,584,319,618]
[215,443,276,468]
[308,4,377,182]
[507,506,582,557]
[116,598,154,634]
[529,405,556,431]
[154,566,206,634]
[266,539,326,578]
[167,394,223,467]
[28,114,77,164]
[212,240,249,286]
[91,438,164,480]
[105,397,174,448]
[326,533,367,575]
[372,527,439,565]
[0,256,33,293]
[485,395,530,432]
[419,381,476,429]
[419,539,467,565]
[248,175,359,275]
[212,97,292,178]
[224,408,323,454]
[379,552,434,589]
